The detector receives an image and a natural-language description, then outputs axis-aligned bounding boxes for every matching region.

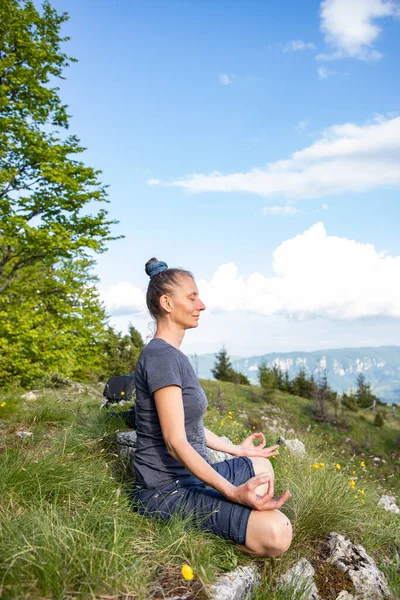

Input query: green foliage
[0,0,120,294]
[292,367,316,399]
[0,0,124,386]
[258,361,277,396]
[374,412,384,427]
[341,392,359,412]
[229,369,250,385]
[211,346,250,385]
[211,345,232,382]
[100,324,144,379]
[0,258,108,385]
[355,373,379,408]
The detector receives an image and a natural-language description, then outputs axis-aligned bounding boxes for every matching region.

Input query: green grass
[0,381,399,599]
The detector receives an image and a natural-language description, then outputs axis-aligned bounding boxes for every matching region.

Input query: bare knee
[244,510,292,558]
[250,456,274,479]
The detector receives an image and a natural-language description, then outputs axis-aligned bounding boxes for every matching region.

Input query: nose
[198,298,206,311]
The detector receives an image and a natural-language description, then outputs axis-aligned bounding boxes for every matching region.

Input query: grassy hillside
[0,380,399,599]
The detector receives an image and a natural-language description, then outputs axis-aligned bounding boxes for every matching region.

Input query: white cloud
[263,206,297,216]
[219,73,238,85]
[284,40,316,52]
[148,114,400,200]
[318,65,336,79]
[321,203,329,210]
[318,0,400,61]
[197,223,400,320]
[295,120,308,133]
[100,282,146,317]
[101,224,400,323]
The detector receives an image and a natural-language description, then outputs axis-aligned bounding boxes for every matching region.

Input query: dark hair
[145,257,194,320]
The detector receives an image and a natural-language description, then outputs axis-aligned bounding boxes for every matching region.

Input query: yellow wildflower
[0,401,6,407]
[352,471,356,475]
[181,564,194,580]
[319,463,325,467]
[336,463,341,470]
[312,464,320,469]
[354,495,358,499]
[360,490,365,495]
[220,420,224,426]
[361,499,365,505]
[120,391,125,396]
[360,461,365,467]
[349,480,356,488]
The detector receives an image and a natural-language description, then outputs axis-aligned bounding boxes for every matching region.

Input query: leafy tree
[0,258,107,385]
[0,0,119,294]
[100,324,144,378]
[0,0,120,385]
[212,345,232,382]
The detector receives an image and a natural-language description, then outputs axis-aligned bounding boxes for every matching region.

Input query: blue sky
[48,0,400,355]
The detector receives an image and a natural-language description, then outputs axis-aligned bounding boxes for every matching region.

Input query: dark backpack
[103,374,136,405]
[102,374,137,429]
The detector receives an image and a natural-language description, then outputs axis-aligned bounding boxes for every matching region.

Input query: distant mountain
[188,346,400,405]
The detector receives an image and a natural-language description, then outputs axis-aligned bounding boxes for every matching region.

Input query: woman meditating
[130,258,292,557]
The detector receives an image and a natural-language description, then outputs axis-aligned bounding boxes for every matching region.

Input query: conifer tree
[211,345,232,382]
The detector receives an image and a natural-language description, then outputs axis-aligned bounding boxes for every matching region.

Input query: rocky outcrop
[208,565,260,600]
[277,558,319,599]
[324,532,394,600]
[277,436,307,457]
[21,391,37,401]
[115,431,236,468]
[378,495,400,515]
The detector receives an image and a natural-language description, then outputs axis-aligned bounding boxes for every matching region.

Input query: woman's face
[163,275,206,330]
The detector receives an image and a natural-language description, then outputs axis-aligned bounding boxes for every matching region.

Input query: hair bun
[145,258,169,279]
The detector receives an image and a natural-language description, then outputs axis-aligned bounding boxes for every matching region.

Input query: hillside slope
[189,346,400,405]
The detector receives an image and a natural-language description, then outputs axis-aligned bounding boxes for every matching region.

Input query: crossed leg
[236,456,293,558]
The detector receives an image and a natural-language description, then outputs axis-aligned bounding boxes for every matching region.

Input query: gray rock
[207,436,235,464]
[277,436,307,457]
[378,495,400,515]
[69,382,86,393]
[21,391,37,401]
[325,532,394,599]
[16,431,33,438]
[277,558,319,600]
[208,565,260,600]
[115,431,237,467]
[335,592,355,600]
[116,431,137,466]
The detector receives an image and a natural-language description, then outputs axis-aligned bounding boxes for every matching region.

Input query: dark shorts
[129,457,256,545]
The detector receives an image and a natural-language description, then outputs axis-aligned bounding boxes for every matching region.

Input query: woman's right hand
[228,472,291,511]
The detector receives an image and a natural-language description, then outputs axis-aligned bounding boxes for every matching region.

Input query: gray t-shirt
[133,337,210,489]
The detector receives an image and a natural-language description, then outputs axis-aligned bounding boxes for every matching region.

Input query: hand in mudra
[231,473,291,511]
[238,432,280,459]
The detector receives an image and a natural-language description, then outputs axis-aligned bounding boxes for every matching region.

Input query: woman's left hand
[237,432,280,458]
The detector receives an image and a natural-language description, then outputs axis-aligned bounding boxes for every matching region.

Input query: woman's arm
[154,385,290,510]
[154,386,238,500]
[204,426,244,456]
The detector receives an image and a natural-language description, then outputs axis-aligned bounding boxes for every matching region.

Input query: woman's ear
[159,294,172,314]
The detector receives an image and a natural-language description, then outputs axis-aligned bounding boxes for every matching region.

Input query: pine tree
[211,345,232,382]
[292,367,315,399]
